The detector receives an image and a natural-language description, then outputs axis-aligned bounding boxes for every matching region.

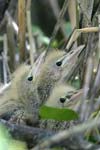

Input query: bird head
[28,45,85,82]
[38,45,84,83]
[45,84,83,111]
[45,84,75,108]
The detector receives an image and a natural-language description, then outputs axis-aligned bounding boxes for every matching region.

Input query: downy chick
[45,84,82,110]
[0,64,39,124]
[36,45,84,106]
[40,84,83,131]
[0,51,46,124]
[45,84,75,108]
[27,46,84,127]
[0,45,84,125]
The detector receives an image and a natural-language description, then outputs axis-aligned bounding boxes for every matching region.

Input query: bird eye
[70,50,74,54]
[65,95,71,99]
[27,76,33,81]
[56,61,62,66]
[59,97,66,103]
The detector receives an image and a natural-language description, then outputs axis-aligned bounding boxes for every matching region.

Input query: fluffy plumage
[40,84,82,131]
[0,64,39,124]
[0,47,84,125]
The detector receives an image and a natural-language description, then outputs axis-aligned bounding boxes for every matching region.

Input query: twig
[7,0,18,17]
[49,0,67,39]
[33,118,100,150]
[77,27,100,33]
[0,119,89,149]
[68,0,77,29]
[98,15,100,59]
[0,15,7,33]
[0,119,54,144]
[66,29,80,50]
[94,15,100,112]
[2,34,8,84]
[26,0,31,10]
[46,0,68,55]
[7,14,16,72]
[80,57,94,121]
[26,0,36,66]
[89,63,100,116]
[0,0,18,32]
[83,57,93,98]
[94,96,100,111]
[66,27,100,50]
[5,11,18,34]
[18,0,26,62]
[76,0,91,23]
[5,11,30,52]
[0,82,11,95]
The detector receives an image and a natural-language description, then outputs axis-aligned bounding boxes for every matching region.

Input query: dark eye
[60,97,66,103]
[56,61,62,66]
[65,95,71,99]
[65,91,74,99]
[27,76,33,81]
[70,50,74,54]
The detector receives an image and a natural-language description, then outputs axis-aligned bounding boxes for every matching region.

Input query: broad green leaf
[39,105,78,121]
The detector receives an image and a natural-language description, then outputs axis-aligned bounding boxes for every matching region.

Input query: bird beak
[61,45,85,68]
[27,51,46,81]
[56,45,85,81]
[64,89,83,110]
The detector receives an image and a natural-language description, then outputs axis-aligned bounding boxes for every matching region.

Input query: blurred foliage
[64,22,72,36]
[32,21,72,49]
[72,78,80,89]
[0,124,27,150]
[85,110,100,144]
[32,25,59,48]
[49,147,63,150]
[39,105,78,121]
[32,25,50,46]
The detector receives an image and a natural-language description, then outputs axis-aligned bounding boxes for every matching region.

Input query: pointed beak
[61,45,85,68]
[56,45,85,80]
[64,89,83,110]
[27,51,46,81]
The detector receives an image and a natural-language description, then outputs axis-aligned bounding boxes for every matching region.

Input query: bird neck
[37,72,57,105]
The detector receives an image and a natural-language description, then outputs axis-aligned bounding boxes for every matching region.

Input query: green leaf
[39,106,78,121]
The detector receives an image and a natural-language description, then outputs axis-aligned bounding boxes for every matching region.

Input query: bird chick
[45,84,76,108]
[0,45,84,125]
[39,84,83,131]
[0,64,39,125]
[0,51,46,124]
[45,84,83,111]
[36,45,84,105]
